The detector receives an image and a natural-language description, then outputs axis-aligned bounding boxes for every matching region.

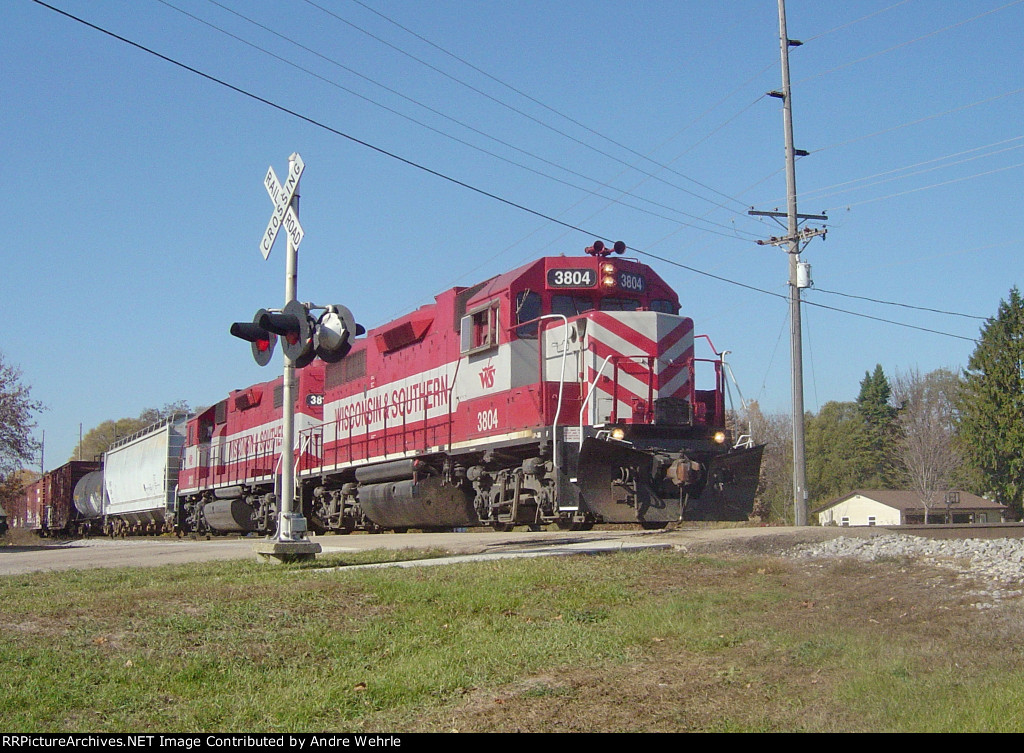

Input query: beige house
[815,490,1007,527]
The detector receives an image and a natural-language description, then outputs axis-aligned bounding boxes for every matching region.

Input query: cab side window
[515,291,542,338]
[461,301,500,354]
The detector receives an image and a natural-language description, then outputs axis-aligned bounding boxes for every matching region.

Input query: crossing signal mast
[229,153,362,562]
[749,0,827,526]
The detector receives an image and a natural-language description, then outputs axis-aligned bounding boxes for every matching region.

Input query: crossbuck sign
[260,153,305,259]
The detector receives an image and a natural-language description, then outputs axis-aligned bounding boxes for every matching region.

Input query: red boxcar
[8,461,102,535]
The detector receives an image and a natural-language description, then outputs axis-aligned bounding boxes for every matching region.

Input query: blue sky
[4,0,1022,471]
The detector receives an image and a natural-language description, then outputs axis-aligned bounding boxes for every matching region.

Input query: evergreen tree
[956,287,1024,518]
[856,364,898,486]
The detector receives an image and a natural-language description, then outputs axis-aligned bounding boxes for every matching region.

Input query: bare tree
[892,368,962,522]
[734,401,792,522]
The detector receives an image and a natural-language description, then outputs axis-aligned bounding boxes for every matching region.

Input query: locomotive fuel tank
[353,460,478,528]
[202,497,260,534]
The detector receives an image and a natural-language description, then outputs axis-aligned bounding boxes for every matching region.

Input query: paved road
[0,526,849,576]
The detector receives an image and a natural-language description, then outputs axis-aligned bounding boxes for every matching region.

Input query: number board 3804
[618,271,645,292]
[547,268,597,288]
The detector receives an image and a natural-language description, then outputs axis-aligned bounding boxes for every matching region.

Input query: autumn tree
[805,401,877,507]
[0,353,43,476]
[956,287,1024,518]
[70,401,191,462]
[0,352,44,513]
[732,401,792,522]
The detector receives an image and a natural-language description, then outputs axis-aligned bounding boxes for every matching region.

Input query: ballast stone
[786,532,1024,608]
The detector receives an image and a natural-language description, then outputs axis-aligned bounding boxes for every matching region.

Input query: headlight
[611,427,626,441]
[713,431,727,444]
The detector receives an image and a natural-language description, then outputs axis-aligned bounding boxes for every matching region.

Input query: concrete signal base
[253,539,322,564]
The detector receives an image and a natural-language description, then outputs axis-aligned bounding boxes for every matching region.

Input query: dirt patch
[384,546,1020,733]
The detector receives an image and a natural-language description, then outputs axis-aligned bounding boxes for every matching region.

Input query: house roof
[813,490,1006,514]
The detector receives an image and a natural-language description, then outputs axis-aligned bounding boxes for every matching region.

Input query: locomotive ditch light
[259,300,315,367]
[713,431,727,444]
[315,304,365,363]
[230,309,278,367]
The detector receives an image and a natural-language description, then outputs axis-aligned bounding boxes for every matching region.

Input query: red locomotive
[184,242,764,534]
[177,366,325,535]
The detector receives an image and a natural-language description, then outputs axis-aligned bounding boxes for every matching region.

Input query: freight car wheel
[490,522,516,532]
[640,521,669,530]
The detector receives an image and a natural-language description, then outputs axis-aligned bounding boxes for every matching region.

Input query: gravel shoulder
[2,525,1021,584]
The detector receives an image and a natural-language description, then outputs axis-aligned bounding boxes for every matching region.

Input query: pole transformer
[777,0,808,526]
[750,1,827,525]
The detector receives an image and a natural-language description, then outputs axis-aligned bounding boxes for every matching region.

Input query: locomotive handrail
[608,355,656,424]
[579,353,614,447]
[312,370,456,472]
[536,314,569,476]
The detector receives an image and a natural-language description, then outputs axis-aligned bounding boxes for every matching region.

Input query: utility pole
[749,0,826,526]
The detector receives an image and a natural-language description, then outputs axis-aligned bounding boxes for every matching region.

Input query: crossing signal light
[315,304,364,363]
[230,309,277,366]
[259,300,316,368]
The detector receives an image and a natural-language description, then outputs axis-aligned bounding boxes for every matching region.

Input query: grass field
[1,545,1023,732]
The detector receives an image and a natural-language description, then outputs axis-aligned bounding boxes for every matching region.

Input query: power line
[339,0,757,216]
[828,159,1024,211]
[628,250,978,342]
[811,288,987,320]
[798,135,1024,204]
[798,0,1024,86]
[811,87,1024,157]
[159,0,754,239]
[298,0,756,220]
[802,1,913,43]
[32,0,980,346]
